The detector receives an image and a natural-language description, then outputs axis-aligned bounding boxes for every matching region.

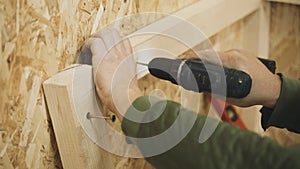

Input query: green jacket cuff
[261,74,300,133]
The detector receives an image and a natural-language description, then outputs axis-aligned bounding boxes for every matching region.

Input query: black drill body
[148,58,276,98]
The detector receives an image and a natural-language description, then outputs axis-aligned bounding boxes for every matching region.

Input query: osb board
[0,0,197,168]
[269,2,300,79]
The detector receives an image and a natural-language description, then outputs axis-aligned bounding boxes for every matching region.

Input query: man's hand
[202,49,281,108]
[82,28,142,121]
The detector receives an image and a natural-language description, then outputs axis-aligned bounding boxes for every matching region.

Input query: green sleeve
[122,96,300,169]
[261,74,300,133]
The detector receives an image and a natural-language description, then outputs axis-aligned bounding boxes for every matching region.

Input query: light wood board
[134,0,261,77]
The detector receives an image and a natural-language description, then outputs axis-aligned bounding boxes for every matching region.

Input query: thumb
[79,38,108,81]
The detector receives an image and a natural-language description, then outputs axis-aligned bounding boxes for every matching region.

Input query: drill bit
[137,62,148,66]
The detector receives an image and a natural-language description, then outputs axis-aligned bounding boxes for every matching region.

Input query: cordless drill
[148,58,276,98]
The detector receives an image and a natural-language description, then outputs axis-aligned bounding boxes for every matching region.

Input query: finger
[87,38,107,69]
[88,38,106,56]
[94,28,125,59]
[91,28,111,39]
[93,28,116,51]
[223,49,257,70]
[109,28,132,55]
[79,38,107,65]
[216,52,237,69]
[78,42,93,65]
[121,37,133,57]
[197,50,243,72]
[108,28,126,58]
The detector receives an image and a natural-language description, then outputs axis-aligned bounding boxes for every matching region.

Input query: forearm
[122,96,300,169]
[260,73,281,108]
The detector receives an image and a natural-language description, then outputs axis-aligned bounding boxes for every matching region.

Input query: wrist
[262,74,282,108]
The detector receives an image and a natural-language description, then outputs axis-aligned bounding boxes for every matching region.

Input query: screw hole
[86,112,91,119]
[111,115,116,122]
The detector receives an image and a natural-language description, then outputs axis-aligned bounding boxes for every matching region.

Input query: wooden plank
[268,0,300,5]
[243,1,270,57]
[133,0,261,77]
[43,65,115,169]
